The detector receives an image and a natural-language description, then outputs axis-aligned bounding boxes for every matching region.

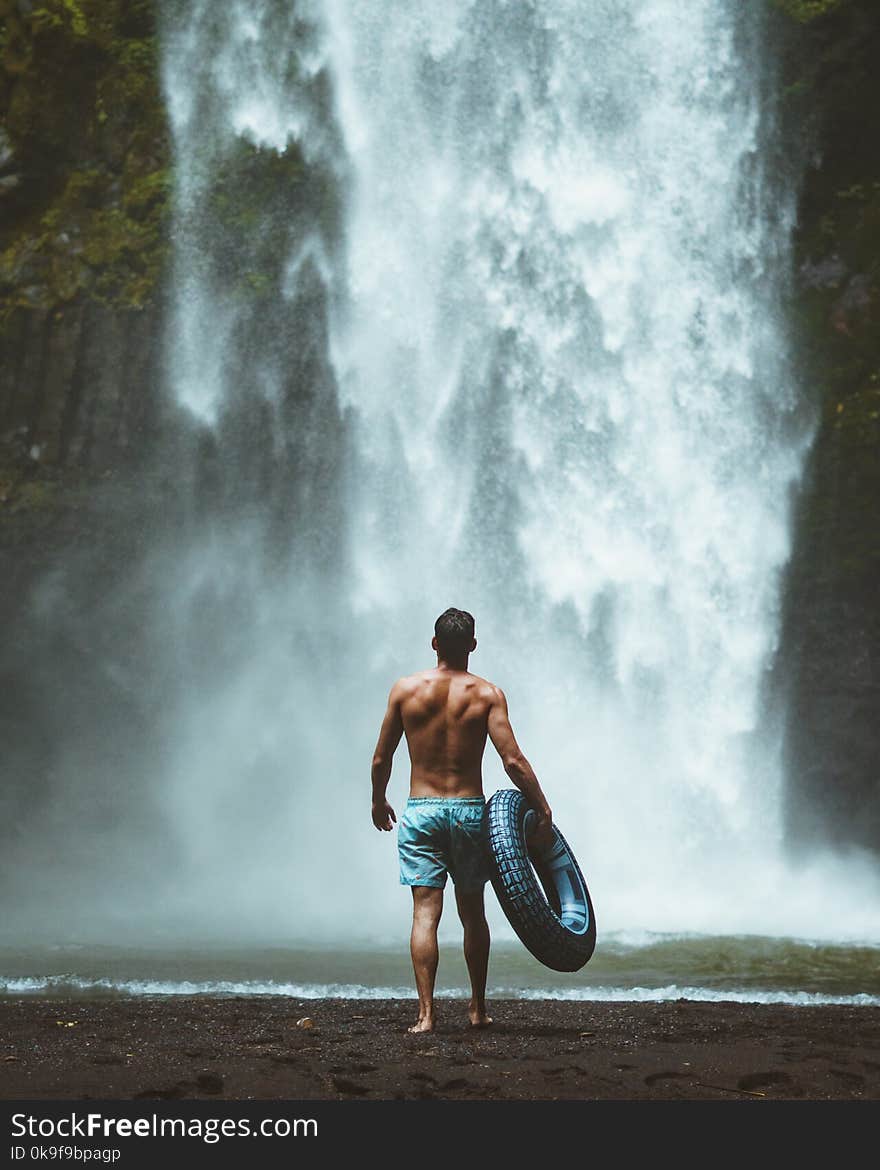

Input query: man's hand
[372,799,397,832]
[527,810,555,853]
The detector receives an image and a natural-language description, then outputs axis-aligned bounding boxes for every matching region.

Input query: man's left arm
[371,682,404,830]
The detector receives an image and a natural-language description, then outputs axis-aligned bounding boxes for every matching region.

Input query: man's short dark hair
[434,607,475,658]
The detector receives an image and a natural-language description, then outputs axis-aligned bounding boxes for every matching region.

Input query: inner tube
[485,789,596,972]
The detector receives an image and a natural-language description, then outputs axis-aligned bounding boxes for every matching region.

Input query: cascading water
[150,0,880,947]
[4,1,880,985]
[319,0,810,937]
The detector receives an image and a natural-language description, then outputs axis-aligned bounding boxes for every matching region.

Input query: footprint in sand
[195,1073,224,1094]
[135,1072,224,1099]
[134,1085,187,1100]
[331,1076,370,1096]
[644,1070,690,1086]
[737,1070,792,1092]
[441,1077,470,1090]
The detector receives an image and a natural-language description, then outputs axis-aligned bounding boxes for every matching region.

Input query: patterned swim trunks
[397,797,490,893]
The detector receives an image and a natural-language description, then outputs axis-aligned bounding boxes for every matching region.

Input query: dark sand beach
[1,997,878,1101]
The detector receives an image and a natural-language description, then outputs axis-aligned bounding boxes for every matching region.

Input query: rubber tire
[485,789,596,973]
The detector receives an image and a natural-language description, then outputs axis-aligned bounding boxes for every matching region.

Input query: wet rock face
[776,0,880,851]
[785,606,880,854]
[0,302,163,472]
[782,404,880,853]
[0,127,20,194]
[0,0,172,579]
[0,0,170,476]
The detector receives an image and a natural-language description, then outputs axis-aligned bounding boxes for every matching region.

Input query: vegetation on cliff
[0,0,170,315]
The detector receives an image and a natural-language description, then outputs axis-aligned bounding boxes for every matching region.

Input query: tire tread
[485,789,596,973]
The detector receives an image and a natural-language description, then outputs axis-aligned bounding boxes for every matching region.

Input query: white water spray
[155,0,880,946]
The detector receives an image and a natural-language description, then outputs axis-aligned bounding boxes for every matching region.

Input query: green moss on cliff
[0,0,169,316]
[31,2,90,40]
[197,138,308,303]
[773,0,846,23]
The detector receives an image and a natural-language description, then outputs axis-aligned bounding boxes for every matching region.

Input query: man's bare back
[371,665,551,816]
[390,668,499,798]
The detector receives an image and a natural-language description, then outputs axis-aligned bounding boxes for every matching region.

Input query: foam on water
[2,975,877,1008]
[2,934,877,1004]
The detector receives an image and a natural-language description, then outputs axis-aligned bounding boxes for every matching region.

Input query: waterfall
[151,0,850,942]
[313,0,818,935]
[8,0,878,952]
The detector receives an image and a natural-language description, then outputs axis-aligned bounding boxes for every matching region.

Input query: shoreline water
[2,997,878,1101]
[2,978,879,1007]
[2,936,878,1006]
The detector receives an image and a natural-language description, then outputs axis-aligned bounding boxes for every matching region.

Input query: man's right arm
[371,680,404,831]
[487,687,553,842]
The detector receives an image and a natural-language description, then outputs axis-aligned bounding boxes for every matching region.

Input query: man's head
[433,607,476,664]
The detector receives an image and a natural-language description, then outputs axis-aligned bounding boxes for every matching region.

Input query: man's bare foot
[468,1003,493,1028]
[407,1017,434,1034]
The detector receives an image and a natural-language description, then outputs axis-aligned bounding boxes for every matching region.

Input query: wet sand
[1,997,879,1101]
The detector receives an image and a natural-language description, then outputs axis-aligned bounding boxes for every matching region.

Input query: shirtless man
[371,607,553,1034]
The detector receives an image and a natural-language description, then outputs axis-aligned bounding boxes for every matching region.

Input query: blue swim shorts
[398,797,491,893]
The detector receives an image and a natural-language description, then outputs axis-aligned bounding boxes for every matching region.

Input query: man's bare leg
[455,887,492,1027]
[408,886,444,1034]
